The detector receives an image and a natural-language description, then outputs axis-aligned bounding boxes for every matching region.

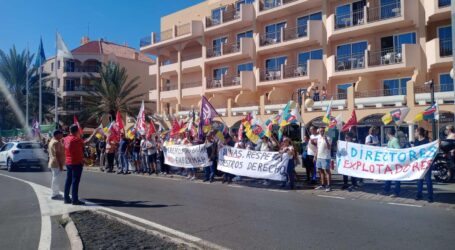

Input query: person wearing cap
[63,124,96,205]
[48,130,65,200]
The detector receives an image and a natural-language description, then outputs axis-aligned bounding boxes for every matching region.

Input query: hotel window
[265,22,286,43]
[264,0,280,10]
[298,49,322,70]
[237,63,253,75]
[297,12,322,36]
[380,32,415,62]
[211,6,226,24]
[236,0,254,11]
[237,30,253,43]
[336,41,367,71]
[380,0,401,20]
[383,77,410,96]
[65,79,76,91]
[265,56,287,72]
[213,67,228,80]
[439,0,451,8]
[438,26,452,57]
[440,73,454,92]
[337,83,352,100]
[335,0,366,29]
[212,37,228,56]
[65,61,75,72]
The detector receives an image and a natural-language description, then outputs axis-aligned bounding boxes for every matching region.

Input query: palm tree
[83,62,147,125]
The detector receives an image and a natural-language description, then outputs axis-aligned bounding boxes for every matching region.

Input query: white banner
[336,140,439,181]
[164,144,209,168]
[217,146,287,181]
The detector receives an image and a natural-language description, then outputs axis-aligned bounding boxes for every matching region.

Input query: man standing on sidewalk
[63,124,95,205]
[48,130,65,200]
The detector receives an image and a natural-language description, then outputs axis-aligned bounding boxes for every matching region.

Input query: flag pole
[39,38,43,125]
[54,32,58,128]
[26,46,29,129]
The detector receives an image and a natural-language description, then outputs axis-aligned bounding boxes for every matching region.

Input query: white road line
[388,202,423,208]
[229,185,243,188]
[268,189,288,193]
[0,173,226,250]
[317,195,346,200]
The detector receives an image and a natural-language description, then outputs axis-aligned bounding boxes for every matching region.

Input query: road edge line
[62,214,84,250]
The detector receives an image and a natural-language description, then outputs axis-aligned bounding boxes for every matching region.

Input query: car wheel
[7,158,15,172]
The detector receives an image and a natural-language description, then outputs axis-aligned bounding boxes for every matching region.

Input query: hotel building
[140,0,454,142]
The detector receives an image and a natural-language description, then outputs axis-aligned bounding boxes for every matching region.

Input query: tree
[83,62,147,125]
[0,46,56,129]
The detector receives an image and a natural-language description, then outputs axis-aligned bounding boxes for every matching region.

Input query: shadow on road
[85,198,182,208]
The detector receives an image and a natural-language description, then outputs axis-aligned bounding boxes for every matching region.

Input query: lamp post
[425,80,437,141]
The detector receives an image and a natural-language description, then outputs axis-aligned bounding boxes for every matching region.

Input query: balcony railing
[260,0,298,11]
[64,85,96,92]
[182,81,202,88]
[206,9,241,28]
[440,39,453,57]
[283,64,307,79]
[140,36,151,47]
[206,75,241,89]
[283,25,308,41]
[335,9,365,30]
[163,84,178,91]
[260,67,282,81]
[355,88,406,98]
[64,66,99,73]
[415,84,454,93]
[176,23,191,36]
[368,47,402,67]
[367,2,401,23]
[206,42,240,58]
[181,52,202,61]
[335,53,366,71]
[439,0,451,8]
[161,59,177,66]
[160,29,173,42]
[63,102,82,111]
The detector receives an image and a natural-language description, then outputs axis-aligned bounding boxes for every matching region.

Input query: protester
[321,86,327,101]
[63,124,95,205]
[147,135,158,175]
[306,126,319,184]
[132,137,142,173]
[341,132,358,191]
[183,133,196,180]
[313,86,320,101]
[365,127,380,146]
[140,135,149,174]
[280,137,296,189]
[98,136,106,170]
[414,127,433,202]
[383,129,401,197]
[48,130,65,200]
[446,125,455,140]
[105,138,117,173]
[118,134,130,175]
[222,134,235,184]
[315,128,332,192]
[204,132,217,183]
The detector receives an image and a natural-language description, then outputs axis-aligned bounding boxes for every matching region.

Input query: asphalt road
[1,169,455,250]
[0,175,41,250]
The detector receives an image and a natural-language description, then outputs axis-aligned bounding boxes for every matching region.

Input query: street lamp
[424,80,437,141]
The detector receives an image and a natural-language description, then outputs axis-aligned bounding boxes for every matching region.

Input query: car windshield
[17,143,42,149]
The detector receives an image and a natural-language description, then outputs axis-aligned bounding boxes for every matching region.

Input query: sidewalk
[85,166,455,210]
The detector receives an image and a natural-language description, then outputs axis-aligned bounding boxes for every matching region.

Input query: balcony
[328,44,420,79]
[257,20,322,54]
[205,4,254,36]
[62,102,82,113]
[258,60,323,87]
[328,0,417,41]
[62,65,100,77]
[427,38,453,68]
[306,95,348,112]
[182,81,203,98]
[425,0,451,23]
[257,0,321,21]
[140,21,204,54]
[415,84,455,105]
[206,71,255,93]
[160,84,179,101]
[182,53,203,73]
[205,38,254,65]
[264,98,288,114]
[355,88,406,108]
[231,101,260,116]
[160,60,178,76]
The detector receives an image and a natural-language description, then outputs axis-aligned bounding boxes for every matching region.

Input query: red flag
[341,110,357,132]
[147,121,156,138]
[73,115,83,136]
[116,111,124,130]
[170,119,181,137]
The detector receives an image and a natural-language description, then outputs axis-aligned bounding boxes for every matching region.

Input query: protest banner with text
[336,140,439,181]
[164,144,210,168]
[217,146,287,181]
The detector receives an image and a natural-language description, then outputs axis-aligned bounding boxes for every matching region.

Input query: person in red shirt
[63,124,95,205]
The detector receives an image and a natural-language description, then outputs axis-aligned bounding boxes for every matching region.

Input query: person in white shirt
[365,127,380,146]
[315,128,332,192]
[146,136,158,175]
[306,126,319,184]
[140,136,149,174]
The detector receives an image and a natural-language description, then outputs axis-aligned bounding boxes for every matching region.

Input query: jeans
[283,160,295,189]
[119,153,128,173]
[64,164,83,202]
[50,168,62,197]
[304,155,316,181]
[343,175,357,186]
[204,162,216,181]
[384,181,401,195]
[141,153,149,173]
[417,166,433,199]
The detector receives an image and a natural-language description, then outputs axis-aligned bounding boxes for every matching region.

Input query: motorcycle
[432,139,455,183]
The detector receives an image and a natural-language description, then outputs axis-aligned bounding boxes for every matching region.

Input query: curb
[93,210,227,250]
[62,214,84,250]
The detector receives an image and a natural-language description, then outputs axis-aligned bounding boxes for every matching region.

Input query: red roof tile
[72,40,153,63]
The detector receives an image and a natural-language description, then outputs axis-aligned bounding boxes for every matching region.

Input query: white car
[0,141,48,172]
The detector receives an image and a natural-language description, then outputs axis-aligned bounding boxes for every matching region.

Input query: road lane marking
[268,189,288,193]
[317,195,346,200]
[388,202,423,208]
[0,173,226,250]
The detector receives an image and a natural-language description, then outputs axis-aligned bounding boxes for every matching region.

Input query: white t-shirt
[317,136,332,160]
[365,134,379,146]
[146,140,157,155]
[307,134,319,156]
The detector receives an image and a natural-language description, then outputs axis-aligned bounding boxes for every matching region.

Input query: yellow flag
[414,112,424,123]
[381,113,393,125]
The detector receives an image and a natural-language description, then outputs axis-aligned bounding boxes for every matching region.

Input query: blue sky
[0,0,204,57]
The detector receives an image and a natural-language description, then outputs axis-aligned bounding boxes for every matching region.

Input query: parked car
[0,141,48,172]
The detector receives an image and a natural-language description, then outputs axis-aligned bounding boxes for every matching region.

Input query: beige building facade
[140,0,454,141]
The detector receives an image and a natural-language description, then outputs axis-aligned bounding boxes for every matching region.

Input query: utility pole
[26,47,29,128]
